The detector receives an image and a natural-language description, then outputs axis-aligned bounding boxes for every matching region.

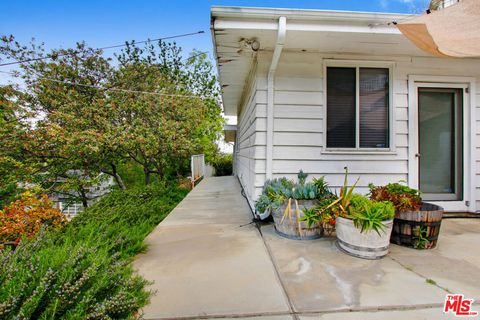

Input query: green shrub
[348,194,395,235]
[0,183,21,208]
[211,153,233,176]
[255,177,293,214]
[369,182,422,212]
[0,183,189,319]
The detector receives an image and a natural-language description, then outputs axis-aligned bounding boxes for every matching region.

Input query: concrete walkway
[135,177,480,319]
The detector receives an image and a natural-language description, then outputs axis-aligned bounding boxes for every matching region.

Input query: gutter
[210,6,413,24]
[209,13,226,115]
[266,16,286,181]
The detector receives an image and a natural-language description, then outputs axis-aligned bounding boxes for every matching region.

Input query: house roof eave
[211,6,415,26]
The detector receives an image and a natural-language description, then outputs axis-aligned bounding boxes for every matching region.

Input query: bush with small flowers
[0,183,188,319]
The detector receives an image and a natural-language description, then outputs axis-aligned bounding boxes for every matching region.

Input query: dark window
[326,66,389,149]
[326,67,356,148]
[359,68,389,148]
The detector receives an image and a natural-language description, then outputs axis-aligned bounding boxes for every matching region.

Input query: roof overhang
[211,6,426,116]
[224,124,237,143]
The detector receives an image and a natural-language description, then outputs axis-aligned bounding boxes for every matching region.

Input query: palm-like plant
[349,199,395,235]
[319,167,359,218]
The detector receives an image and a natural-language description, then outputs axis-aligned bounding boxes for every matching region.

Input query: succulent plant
[255,171,332,214]
[297,170,308,185]
[368,182,422,212]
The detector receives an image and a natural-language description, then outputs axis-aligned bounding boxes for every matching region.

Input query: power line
[0,50,209,77]
[0,70,204,99]
[0,31,205,67]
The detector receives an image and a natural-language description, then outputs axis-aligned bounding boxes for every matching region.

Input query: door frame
[407,75,476,212]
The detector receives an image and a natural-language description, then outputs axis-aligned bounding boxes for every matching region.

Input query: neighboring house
[50,173,115,217]
[212,6,480,213]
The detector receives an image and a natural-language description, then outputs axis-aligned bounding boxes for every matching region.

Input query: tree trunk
[156,165,164,181]
[78,188,89,208]
[111,164,126,190]
[144,167,151,185]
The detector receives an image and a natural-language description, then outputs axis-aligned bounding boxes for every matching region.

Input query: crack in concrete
[255,222,299,320]
[145,302,480,320]
[387,255,452,293]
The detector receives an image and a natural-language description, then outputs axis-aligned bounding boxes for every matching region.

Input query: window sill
[321,149,397,155]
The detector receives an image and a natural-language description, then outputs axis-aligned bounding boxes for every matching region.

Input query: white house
[211,6,480,213]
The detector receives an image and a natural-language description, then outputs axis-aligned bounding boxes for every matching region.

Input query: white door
[408,77,474,212]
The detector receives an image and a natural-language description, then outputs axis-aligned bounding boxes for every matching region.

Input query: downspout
[266,16,287,181]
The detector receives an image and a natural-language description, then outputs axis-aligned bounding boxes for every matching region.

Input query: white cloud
[379,0,389,8]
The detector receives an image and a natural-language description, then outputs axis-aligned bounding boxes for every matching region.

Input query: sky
[1,0,430,65]
[0,0,431,151]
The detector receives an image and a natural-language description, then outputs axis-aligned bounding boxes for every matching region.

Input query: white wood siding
[476,81,480,211]
[235,51,480,212]
[235,61,261,208]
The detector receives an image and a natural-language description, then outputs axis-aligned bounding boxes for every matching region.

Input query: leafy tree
[1,37,126,206]
[112,41,223,182]
[0,85,31,206]
[0,36,224,202]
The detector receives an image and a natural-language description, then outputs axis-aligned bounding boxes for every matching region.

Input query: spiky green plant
[297,170,308,185]
[319,167,360,218]
[312,176,332,198]
[301,207,321,228]
[348,195,395,235]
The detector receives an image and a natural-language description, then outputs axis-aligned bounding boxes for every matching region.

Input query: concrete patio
[134,177,480,319]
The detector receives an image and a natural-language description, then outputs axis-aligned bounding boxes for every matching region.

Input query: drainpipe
[266,16,286,181]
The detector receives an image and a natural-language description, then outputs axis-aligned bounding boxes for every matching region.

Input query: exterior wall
[236,51,480,212]
[476,81,480,212]
[235,60,261,208]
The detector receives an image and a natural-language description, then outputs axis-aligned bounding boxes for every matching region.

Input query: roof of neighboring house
[210,6,424,116]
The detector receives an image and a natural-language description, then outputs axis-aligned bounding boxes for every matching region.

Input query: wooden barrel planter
[272,199,323,240]
[390,203,444,249]
[336,216,394,260]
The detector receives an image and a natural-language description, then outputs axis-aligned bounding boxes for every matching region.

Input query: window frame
[323,59,395,153]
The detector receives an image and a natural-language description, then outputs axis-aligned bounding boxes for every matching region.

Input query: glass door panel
[418,88,463,201]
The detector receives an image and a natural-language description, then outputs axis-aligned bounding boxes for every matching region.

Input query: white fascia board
[287,22,401,34]
[211,6,413,24]
[213,18,401,34]
[214,19,401,35]
[213,19,278,31]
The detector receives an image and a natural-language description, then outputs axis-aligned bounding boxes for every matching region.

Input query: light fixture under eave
[250,40,260,51]
[239,38,260,52]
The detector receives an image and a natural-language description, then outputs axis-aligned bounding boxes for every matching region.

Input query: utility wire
[0,70,203,98]
[0,31,205,67]
[0,49,209,78]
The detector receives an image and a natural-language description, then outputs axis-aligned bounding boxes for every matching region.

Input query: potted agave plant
[313,168,395,259]
[369,183,444,249]
[255,170,332,240]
